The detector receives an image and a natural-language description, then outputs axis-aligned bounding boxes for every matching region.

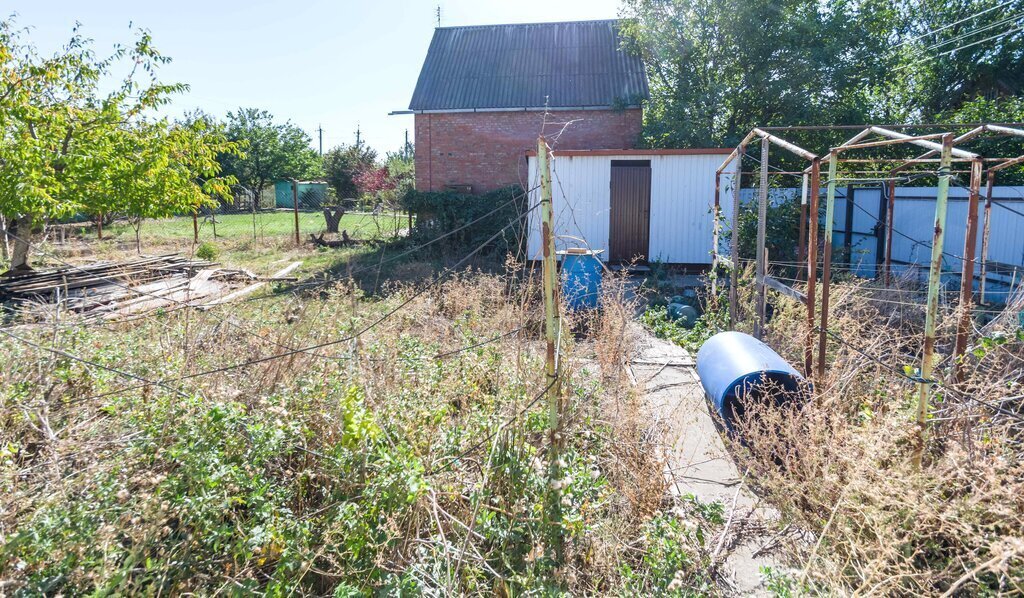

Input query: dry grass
[0,261,680,595]
[729,271,1024,595]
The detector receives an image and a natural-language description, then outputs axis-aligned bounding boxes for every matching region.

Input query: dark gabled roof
[409,19,649,111]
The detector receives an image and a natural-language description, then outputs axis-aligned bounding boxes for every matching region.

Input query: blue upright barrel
[558,249,603,310]
[695,331,807,428]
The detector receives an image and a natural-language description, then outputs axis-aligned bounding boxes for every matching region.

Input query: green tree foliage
[0,20,239,270]
[216,108,322,203]
[322,142,377,201]
[619,0,1024,147]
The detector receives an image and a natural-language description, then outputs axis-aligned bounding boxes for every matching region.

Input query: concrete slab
[629,329,787,595]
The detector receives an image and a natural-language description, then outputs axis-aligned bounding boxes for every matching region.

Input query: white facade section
[526,152,725,264]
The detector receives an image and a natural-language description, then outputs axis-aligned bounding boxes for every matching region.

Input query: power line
[53,201,541,407]
[892,0,1018,49]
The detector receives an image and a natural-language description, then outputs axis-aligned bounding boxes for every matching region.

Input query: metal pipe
[869,126,979,159]
[835,132,948,151]
[798,172,809,280]
[716,130,760,174]
[979,171,996,304]
[988,154,1024,172]
[884,178,897,286]
[729,144,746,327]
[712,171,721,297]
[818,152,838,380]
[915,133,954,468]
[953,158,983,380]
[804,159,821,378]
[753,128,818,161]
[755,137,770,339]
[760,122,1024,131]
[985,124,1024,138]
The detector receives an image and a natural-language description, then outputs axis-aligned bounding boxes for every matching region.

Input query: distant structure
[408,19,650,193]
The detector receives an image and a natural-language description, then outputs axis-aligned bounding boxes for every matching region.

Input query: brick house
[408,19,649,194]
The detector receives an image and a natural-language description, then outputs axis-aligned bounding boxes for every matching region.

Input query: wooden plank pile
[0,255,235,319]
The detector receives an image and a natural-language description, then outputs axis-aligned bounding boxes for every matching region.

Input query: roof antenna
[436,5,442,27]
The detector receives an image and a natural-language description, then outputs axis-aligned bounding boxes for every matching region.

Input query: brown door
[609,160,652,263]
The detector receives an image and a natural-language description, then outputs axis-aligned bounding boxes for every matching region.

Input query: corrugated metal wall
[527,153,725,263]
[738,185,1024,302]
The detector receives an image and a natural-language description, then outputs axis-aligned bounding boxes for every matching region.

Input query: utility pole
[355,125,361,148]
[317,124,323,156]
[538,135,563,564]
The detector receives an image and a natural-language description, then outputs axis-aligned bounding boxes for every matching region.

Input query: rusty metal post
[979,171,996,305]
[729,145,746,328]
[292,179,301,245]
[916,133,954,469]
[192,212,199,243]
[804,159,821,378]
[797,172,809,280]
[953,159,983,380]
[755,137,770,339]
[712,171,722,297]
[817,152,838,380]
[884,178,897,286]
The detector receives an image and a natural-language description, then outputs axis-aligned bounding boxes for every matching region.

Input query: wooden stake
[538,136,563,564]
[192,212,199,244]
[755,137,769,339]
[916,133,954,469]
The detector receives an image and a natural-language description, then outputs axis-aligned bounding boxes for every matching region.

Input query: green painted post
[915,133,954,468]
[538,136,563,563]
[817,152,838,380]
[755,137,770,339]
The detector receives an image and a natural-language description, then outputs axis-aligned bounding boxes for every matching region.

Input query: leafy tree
[619,0,1024,150]
[322,143,377,201]
[0,20,238,270]
[384,146,415,199]
[619,0,897,148]
[216,108,321,205]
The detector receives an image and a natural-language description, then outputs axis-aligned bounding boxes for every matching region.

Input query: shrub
[400,185,526,256]
[195,241,218,261]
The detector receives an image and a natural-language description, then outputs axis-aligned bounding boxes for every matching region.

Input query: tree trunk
[8,215,33,272]
[0,215,9,262]
[323,207,345,233]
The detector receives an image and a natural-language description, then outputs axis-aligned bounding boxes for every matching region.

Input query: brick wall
[414,109,643,193]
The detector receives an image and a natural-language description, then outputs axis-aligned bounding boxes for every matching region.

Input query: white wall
[527,153,726,264]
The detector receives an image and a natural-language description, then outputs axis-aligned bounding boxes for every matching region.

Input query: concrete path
[628,330,786,595]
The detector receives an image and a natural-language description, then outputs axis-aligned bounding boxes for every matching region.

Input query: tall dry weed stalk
[730,273,1024,594]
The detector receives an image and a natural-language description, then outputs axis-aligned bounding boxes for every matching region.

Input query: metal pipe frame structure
[710,123,1024,453]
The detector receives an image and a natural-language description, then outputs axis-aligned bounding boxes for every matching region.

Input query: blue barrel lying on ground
[695,331,808,430]
[557,248,603,310]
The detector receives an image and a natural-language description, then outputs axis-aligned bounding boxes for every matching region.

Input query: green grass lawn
[80,211,405,243]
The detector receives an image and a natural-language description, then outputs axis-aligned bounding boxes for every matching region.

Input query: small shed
[526,149,731,265]
[274,181,329,209]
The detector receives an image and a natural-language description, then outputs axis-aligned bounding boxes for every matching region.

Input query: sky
[9,0,622,155]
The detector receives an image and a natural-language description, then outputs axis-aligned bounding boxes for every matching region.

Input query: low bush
[0,268,711,595]
[400,186,527,256]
